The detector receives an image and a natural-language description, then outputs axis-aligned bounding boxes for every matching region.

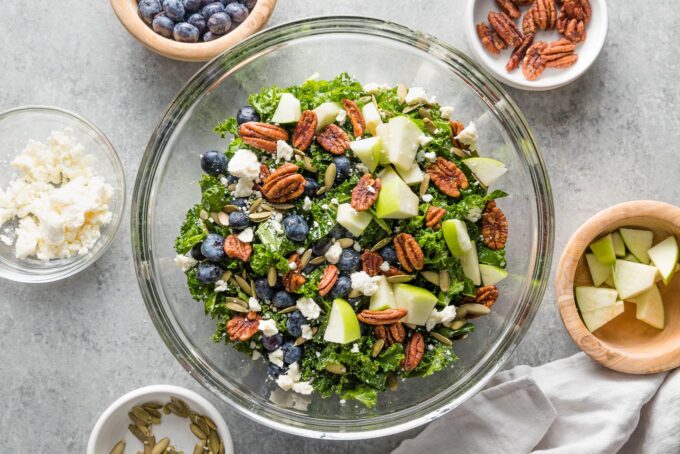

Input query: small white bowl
[87,385,234,454]
[465,0,608,91]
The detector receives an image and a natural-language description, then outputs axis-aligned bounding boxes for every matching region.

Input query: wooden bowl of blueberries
[111,0,277,62]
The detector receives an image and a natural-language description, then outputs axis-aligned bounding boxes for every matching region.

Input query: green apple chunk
[368,276,396,311]
[612,231,626,257]
[620,228,654,264]
[589,234,617,266]
[648,236,679,285]
[271,93,301,124]
[323,298,361,344]
[336,203,372,237]
[581,301,624,332]
[375,167,419,219]
[479,264,509,286]
[313,102,342,130]
[362,102,383,136]
[442,219,472,258]
[395,162,425,185]
[614,259,657,299]
[603,274,616,288]
[386,116,422,172]
[350,137,382,172]
[461,241,482,285]
[462,157,508,187]
[629,285,665,330]
[623,253,640,263]
[575,286,618,312]
[393,284,438,326]
[585,253,613,287]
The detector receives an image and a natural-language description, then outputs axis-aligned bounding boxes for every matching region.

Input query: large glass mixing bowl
[132,17,554,439]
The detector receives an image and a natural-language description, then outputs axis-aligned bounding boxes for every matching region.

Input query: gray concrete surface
[1,1,678,452]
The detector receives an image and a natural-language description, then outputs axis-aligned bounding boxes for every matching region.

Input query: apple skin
[589,234,617,266]
[585,253,613,287]
[612,231,626,257]
[350,137,382,172]
[271,93,301,124]
[375,167,419,219]
[323,298,361,344]
[461,241,482,285]
[442,219,472,258]
[479,264,509,286]
[619,228,654,264]
[393,283,438,325]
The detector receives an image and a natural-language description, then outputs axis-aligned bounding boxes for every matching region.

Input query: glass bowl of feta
[132,17,554,439]
[0,106,125,283]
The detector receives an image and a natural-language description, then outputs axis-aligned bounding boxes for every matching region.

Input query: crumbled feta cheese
[428,344,434,351]
[439,106,454,119]
[353,242,361,251]
[380,261,390,272]
[276,140,294,162]
[174,254,197,272]
[339,399,347,405]
[423,151,436,161]
[302,196,312,211]
[270,219,283,233]
[418,135,433,147]
[276,362,310,394]
[330,198,339,205]
[422,194,433,202]
[272,212,283,222]
[321,204,329,210]
[219,176,229,186]
[296,247,306,255]
[0,234,12,246]
[335,109,347,124]
[465,206,483,223]
[228,149,260,180]
[292,381,314,395]
[214,280,229,293]
[362,82,390,93]
[351,343,359,353]
[252,350,262,361]
[288,261,298,270]
[296,297,321,320]
[315,351,321,358]
[276,374,294,391]
[259,319,279,337]
[325,241,342,264]
[269,348,284,368]
[416,150,426,163]
[248,297,262,312]
[425,306,457,331]
[454,122,478,151]
[405,87,436,105]
[350,271,381,296]
[301,324,314,340]
[366,186,376,194]
[233,178,254,197]
[238,227,254,243]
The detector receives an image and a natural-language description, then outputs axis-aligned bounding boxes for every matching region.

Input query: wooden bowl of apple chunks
[556,200,680,374]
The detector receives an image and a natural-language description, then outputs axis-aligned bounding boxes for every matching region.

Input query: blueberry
[200,233,226,261]
[190,243,205,261]
[183,0,202,11]
[262,333,283,352]
[231,197,248,209]
[236,106,260,125]
[228,211,249,230]
[337,248,361,272]
[196,262,222,283]
[203,31,222,41]
[328,224,352,239]
[226,175,239,185]
[302,263,317,274]
[187,12,207,33]
[220,0,239,4]
[282,341,303,364]
[200,150,227,175]
[303,177,319,198]
[173,22,199,42]
[333,156,351,184]
[201,1,224,18]
[139,0,163,23]
[152,15,175,38]
[239,0,257,8]
[225,2,249,22]
[311,238,332,256]
[207,11,231,34]
[163,0,185,20]
[272,291,295,309]
[330,275,351,298]
[283,215,309,242]
[380,245,397,264]
[200,0,214,6]
[254,277,273,301]
[267,362,283,378]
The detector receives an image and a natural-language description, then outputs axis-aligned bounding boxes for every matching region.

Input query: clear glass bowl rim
[131,16,555,439]
[0,105,126,283]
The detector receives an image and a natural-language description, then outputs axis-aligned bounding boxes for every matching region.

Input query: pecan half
[318,264,339,297]
[427,157,469,198]
[292,110,317,151]
[522,12,536,35]
[425,206,446,229]
[506,33,534,72]
[394,233,424,272]
[402,332,425,372]
[541,39,578,68]
[342,99,366,138]
[488,11,523,47]
[383,266,406,277]
[450,120,466,149]
[261,163,306,203]
[530,0,557,31]
[357,308,408,325]
[476,285,499,308]
[317,124,350,155]
[374,322,406,346]
[351,174,382,211]
[259,164,271,181]
[476,22,507,55]
[522,41,548,81]
[557,9,586,43]
[239,122,289,153]
[562,0,591,22]
[282,253,306,292]
[496,0,521,19]
[361,250,384,277]
[512,0,535,4]
[482,201,508,250]
[226,311,261,342]
[223,234,253,262]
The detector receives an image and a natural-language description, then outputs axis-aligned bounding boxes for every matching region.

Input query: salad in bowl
[174,73,509,407]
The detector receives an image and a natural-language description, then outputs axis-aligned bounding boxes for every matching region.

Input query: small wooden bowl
[556,200,680,374]
[110,0,277,62]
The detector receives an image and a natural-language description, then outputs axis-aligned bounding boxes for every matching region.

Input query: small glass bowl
[0,106,125,283]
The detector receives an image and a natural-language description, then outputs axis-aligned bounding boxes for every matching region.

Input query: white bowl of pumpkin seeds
[87,385,233,454]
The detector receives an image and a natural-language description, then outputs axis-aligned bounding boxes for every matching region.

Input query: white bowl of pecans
[466,0,608,90]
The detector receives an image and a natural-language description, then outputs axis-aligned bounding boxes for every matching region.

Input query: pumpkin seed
[387,374,398,391]
[309,255,326,265]
[371,339,385,357]
[371,236,393,251]
[162,404,171,415]
[371,94,379,110]
[303,156,317,172]
[357,95,372,104]
[451,147,468,158]
[294,336,306,346]
[225,296,247,307]
[271,203,295,210]
[316,186,327,196]
[109,440,126,454]
[458,303,491,316]
[439,270,450,292]
[460,334,469,340]
[227,183,236,191]
[232,275,253,296]
[402,103,423,114]
[278,306,298,315]
[196,417,211,436]
[397,83,407,102]
[267,266,277,287]
[454,307,468,321]
[248,198,262,213]
[324,163,337,191]
[142,401,163,410]
[421,271,440,286]
[249,279,257,298]
[193,441,206,454]
[423,118,437,134]
[204,416,217,431]
[199,210,209,220]
[431,332,453,346]
[209,430,220,454]
[337,237,354,248]
[144,407,161,419]
[219,440,225,454]
[128,424,148,443]
[259,202,274,212]
[387,274,416,283]
[220,270,232,283]
[248,211,272,222]
[419,174,430,198]
[132,406,153,424]
[129,410,147,427]
[222,204,240,214]
[449,320,467,330]
[326,363,347,375]
[151,438,170,454]
[300,249,313,268]
[293,148,306,156]
[348,289,362,299]
[210,211,221,224]
[170,397,190,417]
[226,302,249,313]
[190,423,207,440]
[418,107,432,120]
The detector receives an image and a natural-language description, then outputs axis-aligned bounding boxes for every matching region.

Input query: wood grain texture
[556,200,680,374]
[110,0,277,62]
